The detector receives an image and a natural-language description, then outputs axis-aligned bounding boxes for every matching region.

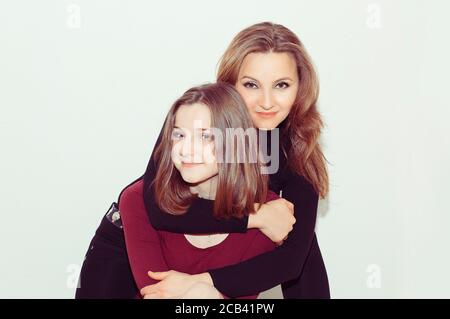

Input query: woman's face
[235,52,299,129]
[171,103,218,185]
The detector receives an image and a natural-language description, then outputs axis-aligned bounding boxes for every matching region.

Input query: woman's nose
[258,89,275,110]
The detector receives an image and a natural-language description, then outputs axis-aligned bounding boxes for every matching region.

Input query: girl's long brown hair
[217,22,329,198]
[152,82,268,220]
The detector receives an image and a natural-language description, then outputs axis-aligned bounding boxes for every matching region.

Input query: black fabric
[142,123,330,298]
[75,213,138,299]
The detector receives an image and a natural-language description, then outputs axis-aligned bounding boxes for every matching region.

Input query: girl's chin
[180,174,207,184]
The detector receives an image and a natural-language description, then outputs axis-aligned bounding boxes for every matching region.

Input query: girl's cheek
[203,144,216,164]
[171,144,182,165]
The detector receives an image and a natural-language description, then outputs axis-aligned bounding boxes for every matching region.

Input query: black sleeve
[142,121,248,234]
[75,209,138,299]
[207,171,319,297]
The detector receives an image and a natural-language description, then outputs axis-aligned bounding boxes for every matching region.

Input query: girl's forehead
[174,103,212,129]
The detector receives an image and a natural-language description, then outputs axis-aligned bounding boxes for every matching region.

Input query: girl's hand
[248,198,295,245]
[140,270,212,299]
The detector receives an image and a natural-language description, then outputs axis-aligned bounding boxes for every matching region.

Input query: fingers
[140,282,161,296]
[143,292,163,299]
[148,270,170,280]
[140,286,155,296]
[276,240,284,246]
[284,199,294,212]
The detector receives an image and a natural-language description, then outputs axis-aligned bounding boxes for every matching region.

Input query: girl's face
[235,52,299,129]
[171,103,218,186]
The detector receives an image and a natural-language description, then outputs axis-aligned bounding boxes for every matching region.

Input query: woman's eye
[243,82,258,89]
[276,81,290,89]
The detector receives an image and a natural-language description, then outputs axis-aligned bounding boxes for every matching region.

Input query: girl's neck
[189,176,218,200]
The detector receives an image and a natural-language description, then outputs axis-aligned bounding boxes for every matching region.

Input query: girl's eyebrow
[173,126,210,131]
[241,75,294,83]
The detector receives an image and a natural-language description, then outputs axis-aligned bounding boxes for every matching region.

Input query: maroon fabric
[120,179,277,299]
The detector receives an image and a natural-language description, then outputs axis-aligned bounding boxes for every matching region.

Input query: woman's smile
[256,111,278,118]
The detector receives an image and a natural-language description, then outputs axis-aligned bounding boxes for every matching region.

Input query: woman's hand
[248,198,295,245]
[140,270,213,299]
[180,282,225,299]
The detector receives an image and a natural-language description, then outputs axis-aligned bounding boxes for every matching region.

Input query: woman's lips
[256,111,278,118]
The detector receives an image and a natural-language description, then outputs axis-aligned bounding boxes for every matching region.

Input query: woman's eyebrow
[241,75,258,82]
[274,77,293,82]
[241,75,293,83]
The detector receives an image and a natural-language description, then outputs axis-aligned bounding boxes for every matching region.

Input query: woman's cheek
[236,87,258,110]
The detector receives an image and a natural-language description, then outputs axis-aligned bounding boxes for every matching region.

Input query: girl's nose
[180,139,193,157]
[180,135,202,162]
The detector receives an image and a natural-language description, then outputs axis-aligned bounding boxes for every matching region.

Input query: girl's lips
[182,162,204,168]
[256,112,278,118]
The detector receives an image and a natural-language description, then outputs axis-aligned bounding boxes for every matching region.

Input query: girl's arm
[206,172,319,297]
[141,174,316,299]
[119,180,169,290]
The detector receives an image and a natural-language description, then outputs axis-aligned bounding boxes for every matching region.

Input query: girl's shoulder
[121,178,144,198]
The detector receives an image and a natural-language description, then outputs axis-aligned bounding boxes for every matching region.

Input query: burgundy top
[141,125,330,299]
[119,179,278,299]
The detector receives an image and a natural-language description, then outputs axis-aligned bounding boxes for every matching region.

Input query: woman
[76,83,289,299]
[122,82,286,299]
[140,21,330,299]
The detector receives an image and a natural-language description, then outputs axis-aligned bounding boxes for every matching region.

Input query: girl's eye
[171,131,184,139]
[276,81,290,89]
[201,133,213,141]
[243,81,258,89]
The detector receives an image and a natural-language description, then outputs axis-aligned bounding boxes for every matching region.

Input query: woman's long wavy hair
[217,22,329,198]
[152,82,268,219]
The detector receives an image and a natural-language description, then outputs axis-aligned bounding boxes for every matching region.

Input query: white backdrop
[1,0,449,298]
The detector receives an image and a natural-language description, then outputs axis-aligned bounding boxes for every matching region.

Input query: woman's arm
[142,123,294,240]
[206,172,319,297]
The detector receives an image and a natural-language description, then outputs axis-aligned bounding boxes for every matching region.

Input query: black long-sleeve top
[142,124,330,298]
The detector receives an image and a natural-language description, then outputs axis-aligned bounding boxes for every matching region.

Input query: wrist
[248,203,266,229]
[248,213,260,229]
